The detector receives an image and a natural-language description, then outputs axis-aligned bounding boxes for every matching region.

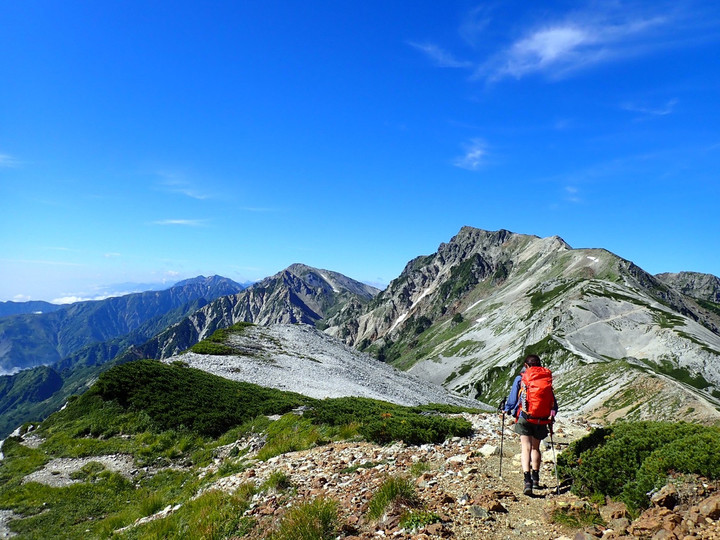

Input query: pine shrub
[558,421,720,509]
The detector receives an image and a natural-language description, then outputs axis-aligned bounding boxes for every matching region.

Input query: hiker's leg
[530,436,542,471]
[520,435,532,472]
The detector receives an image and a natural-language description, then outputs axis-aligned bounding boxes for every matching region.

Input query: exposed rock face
[325,226,720,424]
[657,271,720,303]
[139,265,380,360]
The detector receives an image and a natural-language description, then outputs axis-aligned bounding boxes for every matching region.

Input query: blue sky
[1,1,719,303]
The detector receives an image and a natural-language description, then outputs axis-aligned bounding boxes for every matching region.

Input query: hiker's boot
[523,472,533,496]
[532,469,540,489]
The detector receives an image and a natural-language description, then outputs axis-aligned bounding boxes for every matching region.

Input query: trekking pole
[498,398,506,479]
[549,423,559,495]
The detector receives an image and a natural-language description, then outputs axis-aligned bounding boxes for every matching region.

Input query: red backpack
[517,366,554,425]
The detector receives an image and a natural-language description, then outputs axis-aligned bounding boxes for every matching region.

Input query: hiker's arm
[503,376,521,414]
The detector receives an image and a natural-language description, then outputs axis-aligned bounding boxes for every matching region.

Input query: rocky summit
[326,227,720,424]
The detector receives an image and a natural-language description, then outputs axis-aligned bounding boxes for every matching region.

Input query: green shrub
[400,510,440,531]
[263,470,294,492]
[367,476,419,520]
[306,397,473,445]
[86,360,313,437]
[189,341,235,355]
[558,421,720,510]
[270,496,340,540]
[549,502,604,528]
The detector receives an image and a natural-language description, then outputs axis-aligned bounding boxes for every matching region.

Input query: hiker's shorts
[514,418,549,440]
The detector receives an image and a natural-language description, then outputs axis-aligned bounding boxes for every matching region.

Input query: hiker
[503,354,557,496]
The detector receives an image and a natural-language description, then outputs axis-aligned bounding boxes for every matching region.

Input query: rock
[698,494,720,520]
[652,484,679,509]
[479,444,499,457]
[447,453,470,464]
[607,517,630,534]
[469,506,490,519]
[487,500,508,513]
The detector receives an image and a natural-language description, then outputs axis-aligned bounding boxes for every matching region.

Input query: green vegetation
[697,299,720,317]
[367,475,419,520]
[123,483,258,540]
[304,397,473,445]
[189,321,255,355]
[651,311,685,329]
[558,421,720,510]
[400,510,441,531]
[639,358,712,390]
[0,359,475,538]
[270,496,340,540]
[549,501,604,528]
[528,281,576,312]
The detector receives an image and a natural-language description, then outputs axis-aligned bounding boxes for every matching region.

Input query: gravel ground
[168,324,487,409]
[22,454,136,488]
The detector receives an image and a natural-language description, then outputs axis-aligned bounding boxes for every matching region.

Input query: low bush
[400,510,441,531]
[307,397,473,445]
[558,421,720,510]
[86,360,313,437]
[270,496,340,540]
[367,475,419,520]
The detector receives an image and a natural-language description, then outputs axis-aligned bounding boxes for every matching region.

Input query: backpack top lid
[518,365,554,424]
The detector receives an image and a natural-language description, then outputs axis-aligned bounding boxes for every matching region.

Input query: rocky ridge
[133,264,380,361]
[325,227,720,425]
[167,323,483,408]
[657,272,720,304]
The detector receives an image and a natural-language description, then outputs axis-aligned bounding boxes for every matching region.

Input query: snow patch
[319,272,341,293]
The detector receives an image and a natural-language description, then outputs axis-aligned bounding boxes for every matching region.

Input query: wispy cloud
[151,219,208,227]
[453,139,487,171]
[104,252,122,258]
[407,42,473,68]
[412,3,717,83]
[482,14,668,81]
[156,172,211,200]
[0,153,21,167]
[621,98,678,117]
[565,186,582,203]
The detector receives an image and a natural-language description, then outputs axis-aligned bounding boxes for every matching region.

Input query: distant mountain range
[0,275,245,375]
[2,226,720,438]
[0,300,65,318]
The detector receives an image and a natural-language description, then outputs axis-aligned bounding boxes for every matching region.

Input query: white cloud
[621,98,678,117]
[484,14,669,81]
[453,139,487,171]
[151,219,208,227]
[104,252,122,258]
[565,186,582,203]
[13,294,31,301]
[476,2,687,81]
[156,172,211,200]
[408,42,473,68]
[0,153,21,167]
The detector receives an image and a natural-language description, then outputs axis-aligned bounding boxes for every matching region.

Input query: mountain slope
[135,264,380,360]
[327,226,720,424]
[169,322,482,408]
[0,276,244,374]
[0,300,64,318]
[656,271,720,303]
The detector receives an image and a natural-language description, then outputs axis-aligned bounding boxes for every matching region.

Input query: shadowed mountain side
[0,276,245,374]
